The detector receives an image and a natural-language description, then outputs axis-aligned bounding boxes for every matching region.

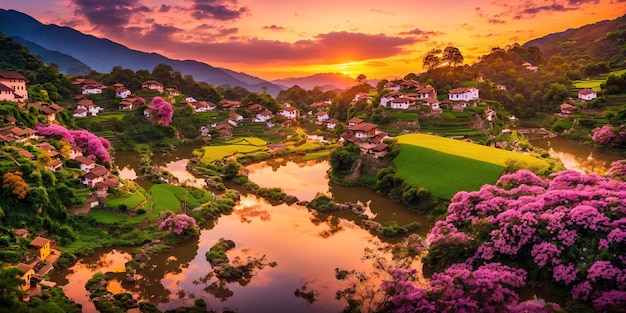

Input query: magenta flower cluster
[382,262,560,313]
[149,96,173,126]
[158,214,198,236]
[421,162,626,311]
[592,125,626,147]
[35,124,111,163]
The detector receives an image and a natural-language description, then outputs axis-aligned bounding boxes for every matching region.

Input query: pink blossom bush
[381,262,561,313]
[149,96,173,126]
[592,125,626,147]
[423,166,626,311]
[158,214,198,237]
[35,124,111,163]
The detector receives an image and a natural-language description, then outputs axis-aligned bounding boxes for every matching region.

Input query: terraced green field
[394,145,505,199]
[573,69,626,91]
[195,137,269,163]
[394,134,551,199]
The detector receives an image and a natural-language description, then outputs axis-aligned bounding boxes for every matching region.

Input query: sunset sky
[1,0,624,80]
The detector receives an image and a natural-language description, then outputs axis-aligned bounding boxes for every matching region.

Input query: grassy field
[394,145,505,199]
[104,192,146,210]
[394,134,551,199]
[573,69,626,91]
[91,184,213,225]
[195,137,269,163]
[397,134,549,169]
[387,112,419,120]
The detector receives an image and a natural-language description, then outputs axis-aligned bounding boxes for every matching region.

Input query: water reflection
[246,157,331,201]
[531,136,624,174]
[56,154,434,312]
[49,249,132,312]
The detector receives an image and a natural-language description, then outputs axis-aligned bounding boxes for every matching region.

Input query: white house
[485,109,497,121]
[390,97,415,110]
[278,106,298,119]
[326,118,340,129]
[193,101,214,112]
[379,94,395,107]
[142,80,164,93]
[255,110,273,122]
[0,71,28,102]
[384,82,401,91]
[78,78,104,94]
[417,86,437,99]
[578,89,597,101]
[77,99,102,116]
[75,156,95,172]
[185,97,197,103]
[423,97,441,110]
[116,87,131,98]
[73,108,88,118]
[449,87,479,101]
[316,111,329,122]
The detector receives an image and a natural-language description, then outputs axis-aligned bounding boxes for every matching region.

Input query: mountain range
[1,9,625,96]
[271,73,359,91]
[0,9,286,95]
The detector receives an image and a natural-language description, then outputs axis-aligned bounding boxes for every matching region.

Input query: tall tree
[356,74,368,85]
[423,49,442,71]
[442,46,464,67]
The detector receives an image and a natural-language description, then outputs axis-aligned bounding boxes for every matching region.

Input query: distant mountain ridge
[524,14,626,67]
[12,36,92,75]
[0,9,283,95]
[271,73,358,90]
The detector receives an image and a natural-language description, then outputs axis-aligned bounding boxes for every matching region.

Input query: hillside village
[1,19,626,311]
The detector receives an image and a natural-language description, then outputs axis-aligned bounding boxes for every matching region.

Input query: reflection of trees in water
[310,211,345,238]
[577,153,607,174]
[82,249,131,272]
[125,237,201,304]
[197,253,276,302]
[265,157,289,171]
[233,204,271,223]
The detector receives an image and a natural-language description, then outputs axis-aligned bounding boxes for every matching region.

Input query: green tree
[423,49,442,71]
[329,144,360,175]
[442,46,464,67]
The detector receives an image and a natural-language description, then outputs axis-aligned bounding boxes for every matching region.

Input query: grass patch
[195,137,269,164]
[394,145,505,199]
[396,134,549,169]
[151,184,183,214]
[105,192,146,210]
[573,69,626,91]
[387,112,419,120]
[302,150,332,161]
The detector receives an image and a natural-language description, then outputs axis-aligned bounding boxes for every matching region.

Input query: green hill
[394,134,550,199]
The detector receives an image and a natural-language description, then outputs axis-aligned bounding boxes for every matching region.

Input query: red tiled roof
[30,236,50,248]
[0,71,28,81]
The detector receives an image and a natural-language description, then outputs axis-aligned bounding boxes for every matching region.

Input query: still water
[54,155,429,312]
[531,136,624,173]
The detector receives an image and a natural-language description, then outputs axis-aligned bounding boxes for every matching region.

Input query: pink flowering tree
[149,96,173,127]
[592,125,625,147]
[35,125,111,163]
[158,214,198,237]
[420,167,626,312]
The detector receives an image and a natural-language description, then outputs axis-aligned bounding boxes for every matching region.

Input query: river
[530,136,625,173]
[53,138,624,312]
[53,149,431,312]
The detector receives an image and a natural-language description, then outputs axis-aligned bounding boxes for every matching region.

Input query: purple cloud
[72,0,151,31]
[263,25,285,31]
[399,28,442,36]
[189,0,249,21]
[514,3,575,19]
[488,19,506,24]
[159,4,172,13]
